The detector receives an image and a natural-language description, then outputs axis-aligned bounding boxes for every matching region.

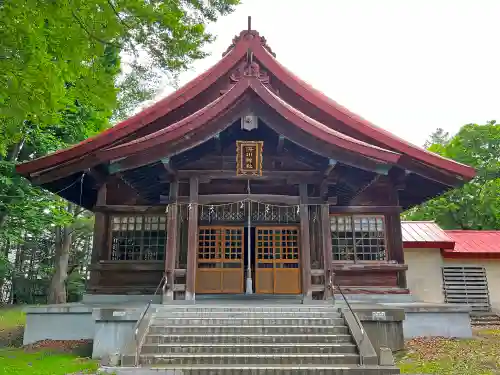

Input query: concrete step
[151,317,345,326]
[154,306,340,314]
[144,333,354,345]
[471,320,500,326]
[139,353,361,366]
[102,364,401,374]
[148,325,349,335]
[153,311,342,319]
[140,343,358,355]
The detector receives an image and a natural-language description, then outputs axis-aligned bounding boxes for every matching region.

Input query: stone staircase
[123,304,400,374]
[471,311,500,326]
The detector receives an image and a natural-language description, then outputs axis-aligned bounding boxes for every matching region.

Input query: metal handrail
[328,272,366,366]
[328,272,365,336]
[133,274,167,366]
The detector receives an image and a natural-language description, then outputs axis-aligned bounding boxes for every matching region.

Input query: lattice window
[110,215,167,261]
[256,228,299,261]
[197,227,243,262]
[330,215,386,261]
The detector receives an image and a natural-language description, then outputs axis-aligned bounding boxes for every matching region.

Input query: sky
[158,0,500,147]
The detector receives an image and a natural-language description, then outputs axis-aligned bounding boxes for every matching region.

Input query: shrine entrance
[255,226,301,294]
[194,200,302,296]
[195,224,302,295]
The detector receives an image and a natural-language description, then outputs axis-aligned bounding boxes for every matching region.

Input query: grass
[0,349,99,375]
[0,306,99,375]
[0,308,26,332]
[396,328,500,375]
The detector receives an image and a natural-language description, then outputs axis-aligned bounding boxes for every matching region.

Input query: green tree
[1,0,239,155]
[404,121,500,229]
[1,0,240,303]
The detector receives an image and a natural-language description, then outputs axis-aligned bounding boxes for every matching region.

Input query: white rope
[164,197,327,210]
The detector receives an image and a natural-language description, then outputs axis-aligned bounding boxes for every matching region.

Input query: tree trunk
[48,203,74,304]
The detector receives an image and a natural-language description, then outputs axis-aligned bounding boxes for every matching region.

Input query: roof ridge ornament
[222,16,276,57]
[220,58,272,95]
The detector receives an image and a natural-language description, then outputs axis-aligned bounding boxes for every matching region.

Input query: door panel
[255,226,301,294]
[196,226,244,294]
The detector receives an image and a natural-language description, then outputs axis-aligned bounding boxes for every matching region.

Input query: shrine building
[16,24,476,304]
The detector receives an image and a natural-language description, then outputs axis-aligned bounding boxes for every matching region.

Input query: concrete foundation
[23,304,95,345]
[22,295,472,360]
[92,307,145,359]
[384,302,473,338]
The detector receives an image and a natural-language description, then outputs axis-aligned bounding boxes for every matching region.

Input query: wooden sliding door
[195,226,244,294]
[255,226,301,294]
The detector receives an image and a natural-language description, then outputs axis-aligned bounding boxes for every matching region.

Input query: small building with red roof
[402,222,500,312]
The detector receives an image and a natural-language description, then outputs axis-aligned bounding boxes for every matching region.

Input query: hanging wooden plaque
[236,141,263,176]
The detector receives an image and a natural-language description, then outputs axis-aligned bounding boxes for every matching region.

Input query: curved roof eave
[16,39,250,176]
[252,47,476,180]
[17,27,474,183]
[97,77,401,167]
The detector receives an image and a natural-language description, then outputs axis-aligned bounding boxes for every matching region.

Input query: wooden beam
[214,133,222,153]
[197,194,328,205]
[199,194,301,205]
[114,172,154,204]
[161,157,177,175]
[318,160,338,201]
[164,179,179,301]
[276,135,285,153]
[388,166,407,190]
[185,176,199,301]
[349,174,382,202]
[299,183,312,300]
[329,206,402,214]
[94,205,168,213]
[87,167,108,187]
[176,169,323,181]
[323,158,337,177]
[400,156,462,187]
[320,204,333,299]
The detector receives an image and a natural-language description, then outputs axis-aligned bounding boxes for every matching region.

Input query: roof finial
[247,16,252,31]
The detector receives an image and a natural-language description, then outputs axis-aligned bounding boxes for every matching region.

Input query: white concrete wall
[404,248,445,303]
[444,259,500,312]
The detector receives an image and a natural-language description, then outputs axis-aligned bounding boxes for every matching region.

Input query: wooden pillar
[299,183,312,300]
[164,180,179,301]
[320,204,334,299]
[185,177,199,301]
[385,210,407,288]
[89,184,107,291]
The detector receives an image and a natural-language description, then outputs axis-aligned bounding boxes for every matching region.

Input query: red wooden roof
[402,221,455,249]
[443,231,500,258]
[16,27,476,185]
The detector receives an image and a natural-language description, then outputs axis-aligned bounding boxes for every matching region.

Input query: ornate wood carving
[220,58,273,95]
[223,30,276,57]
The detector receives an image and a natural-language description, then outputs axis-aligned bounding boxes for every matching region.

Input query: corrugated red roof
[444,231,500,255]
[402,221,455,249]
